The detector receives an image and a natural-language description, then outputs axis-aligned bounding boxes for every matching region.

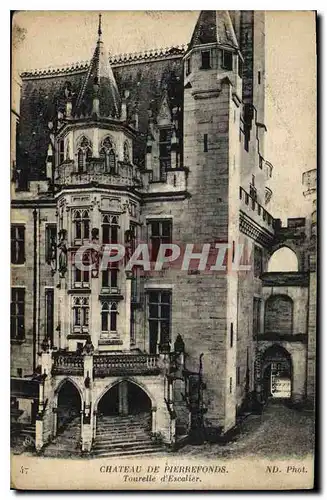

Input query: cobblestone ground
[176,402,315,459]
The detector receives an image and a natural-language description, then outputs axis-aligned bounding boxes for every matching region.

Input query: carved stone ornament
[82,336,94,355]
[57,229,68,278]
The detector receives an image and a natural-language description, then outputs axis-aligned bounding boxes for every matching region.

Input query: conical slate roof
[74,15,121,118]
[189,11,239,50]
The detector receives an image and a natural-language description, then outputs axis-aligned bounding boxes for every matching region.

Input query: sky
[12,10,316,223]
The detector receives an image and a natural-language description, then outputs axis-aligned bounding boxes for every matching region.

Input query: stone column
[151,407,157,435]
[81,344,94,452]
[92,128,99,157]
[123,271,132,350]
[118,380,129,416]
[35,349,54,451]
[59,277,68,349]
[67,131,74,161]
[91,270,100,349]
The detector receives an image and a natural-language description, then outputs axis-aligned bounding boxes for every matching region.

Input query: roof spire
[98,13,102,39]
[74,12,121,118]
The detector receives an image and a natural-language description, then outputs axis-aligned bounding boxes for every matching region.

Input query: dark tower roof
[189,11,239,50]
[74,14,121,118]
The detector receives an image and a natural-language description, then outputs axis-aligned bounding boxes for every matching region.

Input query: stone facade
[11,11,316,454]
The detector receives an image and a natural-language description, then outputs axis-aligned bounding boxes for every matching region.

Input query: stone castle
[11,11,316,456]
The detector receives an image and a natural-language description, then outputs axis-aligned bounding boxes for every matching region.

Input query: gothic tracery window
[102,214,119,244]
[73,210,90,242]
[101,302,118,332]
[99,136,116,173]
[77,136,92,173]
[73,297,89,330]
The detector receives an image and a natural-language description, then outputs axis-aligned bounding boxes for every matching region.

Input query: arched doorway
[56,379,81,432]
[97,380,152,418]
[261,345,292,403]
[93,380,154,455]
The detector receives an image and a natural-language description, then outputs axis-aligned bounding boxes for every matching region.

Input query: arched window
[73,297,89,329]
[268,247,298,272]
[76,136,92,173]
[73,210,90,242]
[99,136,116,173]
[102,214,119,244]
[101,302,118,332]
[123,141,130,163]
[264,295,293,335]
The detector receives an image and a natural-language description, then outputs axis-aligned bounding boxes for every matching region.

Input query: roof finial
[98,13,102,39]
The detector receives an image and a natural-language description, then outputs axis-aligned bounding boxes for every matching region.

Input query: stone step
[95,431,148,439]
[91,446,165,458]
[97,424,150,432]
[95,426,148,432]
[92,441,163,452]
[93,435,150,445]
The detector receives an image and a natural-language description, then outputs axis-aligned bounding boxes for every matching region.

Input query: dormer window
[201,50,211,70]
[99,136,116,173]
[77,136,92,173]
[159,128,172,180]
[222,50,233,71]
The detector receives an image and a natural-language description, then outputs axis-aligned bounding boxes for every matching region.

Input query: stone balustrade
[50,350,161,377]
[52,352,84,375]
[55,160,143,189]
[93,353,160,377]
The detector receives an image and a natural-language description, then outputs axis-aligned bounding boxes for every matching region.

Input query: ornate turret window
[77,136,92,173]
[73,210,90,242]
[102,260,119,290]
[73,251,90,288]
[102,214,119,244]
[101,301,118,332]
[99,136,116,173]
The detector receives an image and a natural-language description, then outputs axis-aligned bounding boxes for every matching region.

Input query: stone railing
[93,353,160,377]
[55,160,143,189]
[52,352,84,376]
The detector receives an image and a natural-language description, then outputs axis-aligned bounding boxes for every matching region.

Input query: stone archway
[55,378,82,435]
[260,345,292,403]
[93,380,156,456]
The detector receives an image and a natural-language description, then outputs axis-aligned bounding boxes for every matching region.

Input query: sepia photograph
[10,9,317,490]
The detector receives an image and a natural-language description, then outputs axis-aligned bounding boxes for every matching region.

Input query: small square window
[203,134,208,153]
[236,367,241,386]
[201,51,211,70]
[222,50,233,71]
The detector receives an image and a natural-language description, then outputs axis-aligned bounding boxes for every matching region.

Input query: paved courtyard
[12,402,315,460]
[178,402,315,459]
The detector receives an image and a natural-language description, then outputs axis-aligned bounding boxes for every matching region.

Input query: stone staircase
[11,422,36,452]
[43,417,81,458]
[91,413,165,458]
